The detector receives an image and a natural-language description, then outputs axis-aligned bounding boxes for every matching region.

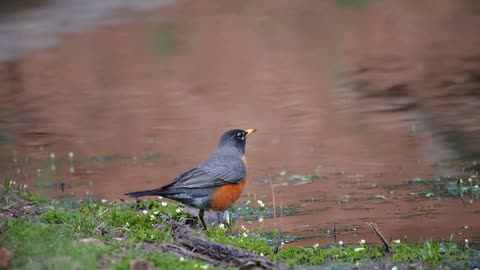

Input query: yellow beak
[245,129,256,137]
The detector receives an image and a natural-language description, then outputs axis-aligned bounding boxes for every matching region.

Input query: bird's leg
[198,209,207,230]
[223,210,232,231]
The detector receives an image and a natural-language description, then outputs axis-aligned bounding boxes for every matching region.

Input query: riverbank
[1,178,479,270]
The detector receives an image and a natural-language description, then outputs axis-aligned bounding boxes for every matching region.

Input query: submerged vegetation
[1,177,479,269]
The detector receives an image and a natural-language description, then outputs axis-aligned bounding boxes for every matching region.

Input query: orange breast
[210,155,248,211]
[210,178,247,211]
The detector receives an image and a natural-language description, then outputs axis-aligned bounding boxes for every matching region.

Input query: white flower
[150,215,155,220]
[218,224,225,230]
[258,217,264,223]
[125,222,130,227]
[465,239,469,243]
[158,196,163,200]
[338,241,343,246]
[313,243,319,249]
[201,264,209,269]
[281,242,285,246]
[243,232,248,237]
[153,211,159,215]
[354,247,365,252]
[391,266,398,270]
[359,239,366,245]
[257,200,265,207]
[241,225,246,231]
[176,208,183,213]
[393,239,401,244]
[161,201,168,206]
[101,199,107,203]
[142,210,148,215]
[49,153,55,159]
[68,152,74,159]
[23,184,28,189]
[179,257,185,261]
[260,252,264,257]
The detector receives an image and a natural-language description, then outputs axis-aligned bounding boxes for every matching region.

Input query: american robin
[125,128,256,229]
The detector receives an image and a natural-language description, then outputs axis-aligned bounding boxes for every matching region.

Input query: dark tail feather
[125,188,163,198]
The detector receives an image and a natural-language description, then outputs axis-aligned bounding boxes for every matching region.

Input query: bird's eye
[236,132,245,140]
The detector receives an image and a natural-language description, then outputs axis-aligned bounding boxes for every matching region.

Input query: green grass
[1,219,108,270]
[1,177,478,269]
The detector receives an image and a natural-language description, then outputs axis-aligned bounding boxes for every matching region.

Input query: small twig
[366,222,392,253]
[333,224,337,243]
[268,170,276,219]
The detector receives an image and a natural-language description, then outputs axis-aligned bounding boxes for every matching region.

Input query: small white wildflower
[125,222,130,227]
[179,257,185,261]
[241,225,246,231]
[354,247,365,252]
[313,243,319,249]
[158,196,163,200]
[393,239,401,244]
[23,184,28,189]
[465,239,469,243]
[359,239,366,245]
[68,152,74,159]
[176,208,183,213]
[391,266,398,270]
[258,217,264,223]
[51,164,56,171]
[153,211,159,215]
[150,215,155,220]
[142,210,148,215]
[49,153,55,159]
[243,232,248,237]
[218,223,225,230]
[70,167,75,173]
[200,264,209,269]
[257,200,265,207]
[474,184,479,188]
[281,242,285,246]
[356,261,361,267]
[101,199,107,203]
[338,240,343,246]
[150,234,155,239]
[468,177,473,183]
[353,227,357,231]
[161,201,168,206]
[260,252,264,257]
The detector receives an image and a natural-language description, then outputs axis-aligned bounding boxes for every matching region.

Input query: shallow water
[1,0,480,247]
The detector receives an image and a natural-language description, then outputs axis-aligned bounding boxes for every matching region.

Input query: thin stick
[268,170,276,219]
[366,222,392,253]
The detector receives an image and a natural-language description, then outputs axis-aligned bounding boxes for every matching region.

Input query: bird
[125,128,256,229]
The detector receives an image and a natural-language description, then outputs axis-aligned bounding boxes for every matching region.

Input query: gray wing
[162,154,246,189]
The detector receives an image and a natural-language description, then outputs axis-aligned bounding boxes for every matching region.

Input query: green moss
[1,219,109,270]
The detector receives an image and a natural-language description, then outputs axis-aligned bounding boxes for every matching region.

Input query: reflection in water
[1,0,480,246]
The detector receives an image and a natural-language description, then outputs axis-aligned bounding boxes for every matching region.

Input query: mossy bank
[1,178,479,270]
